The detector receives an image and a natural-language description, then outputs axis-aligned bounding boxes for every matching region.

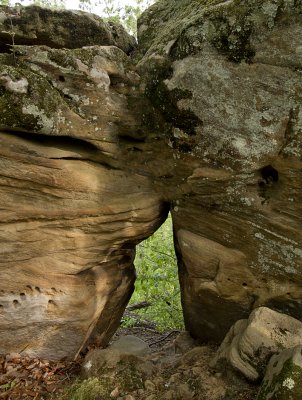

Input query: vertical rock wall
[138,0,302,342]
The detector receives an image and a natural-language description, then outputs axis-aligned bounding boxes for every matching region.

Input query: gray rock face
[257,346,302,400]
[211,307,302,381]
[0,0,302,360]
[138,0,302,343]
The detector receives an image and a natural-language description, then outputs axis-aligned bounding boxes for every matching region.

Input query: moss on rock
[0,64,62,134]
[257,346,302,400]
[0,5,136,54]
[138,0,302,63]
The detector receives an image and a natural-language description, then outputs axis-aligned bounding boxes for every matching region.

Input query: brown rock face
[0,0,302,359]
[0,26,166,359]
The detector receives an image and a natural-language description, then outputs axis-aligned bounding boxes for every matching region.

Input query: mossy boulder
[0,5,136,54]
[138,0,302,63]
[212,308,302,382]
[75,347,155,399]
[257,345,302,400]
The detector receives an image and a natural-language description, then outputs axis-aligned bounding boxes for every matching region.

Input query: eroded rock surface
[257,345,302,400]
[138,0,302,342]
[0,16,166,359]
[0,5,136,53]
[0,0,302,359]
[211,307,302,381]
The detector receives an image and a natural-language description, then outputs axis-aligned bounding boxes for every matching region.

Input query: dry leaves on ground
[0,353,81,400]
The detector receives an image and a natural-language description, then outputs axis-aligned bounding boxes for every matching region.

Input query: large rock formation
[0,0,301,359]
[138,0,302,342]
[0,5,136,53]
[0,8,166,359]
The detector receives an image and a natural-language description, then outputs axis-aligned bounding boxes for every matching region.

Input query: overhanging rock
[0,0,301,359]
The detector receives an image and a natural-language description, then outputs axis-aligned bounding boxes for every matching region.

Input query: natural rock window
[126,213,184,331]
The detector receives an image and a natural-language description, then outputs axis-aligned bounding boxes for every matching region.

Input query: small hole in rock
[20,293,26,299]
[242,283,247,287]
[58,75,65,82]
[35,287,41,293]
[259,165,279,185]
[13,300,20,308]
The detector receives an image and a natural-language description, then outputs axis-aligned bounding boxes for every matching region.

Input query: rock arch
[0,0,301,359]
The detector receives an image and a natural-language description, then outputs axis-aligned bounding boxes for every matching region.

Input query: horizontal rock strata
[0,22,166,359]
[0,0,302,358]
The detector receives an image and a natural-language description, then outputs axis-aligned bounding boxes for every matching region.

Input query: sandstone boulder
[0,5,136,53]
[82,345,155,398]
[257,345,302,400]
[138,0,302,343]
[211,307,302,381]
[0,22,166,359]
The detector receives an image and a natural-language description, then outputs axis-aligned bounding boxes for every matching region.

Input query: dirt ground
[0,325,259,400]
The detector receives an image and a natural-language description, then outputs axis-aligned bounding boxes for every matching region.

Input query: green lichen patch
[137,0,224,56]
[0,64,63,134]
[257,351,302,400]
[138,0,302,64]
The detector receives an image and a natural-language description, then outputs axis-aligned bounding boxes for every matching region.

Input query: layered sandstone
[0,20,166,359]
[0,0,301,359]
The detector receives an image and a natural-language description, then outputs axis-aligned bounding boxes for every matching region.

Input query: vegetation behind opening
[124,214,184,332]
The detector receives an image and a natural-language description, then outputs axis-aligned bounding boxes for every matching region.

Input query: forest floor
[0,324,259,400]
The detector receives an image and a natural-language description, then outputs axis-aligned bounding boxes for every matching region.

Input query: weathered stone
[257,346,302,400]
[138,0,302,343]
[211,307,302,381]
[0,0,302,360]
[110,335,150,357]
[0,35,166,359]
[0,5,136,53]
[83,347,155,385]
[173,331,195,354]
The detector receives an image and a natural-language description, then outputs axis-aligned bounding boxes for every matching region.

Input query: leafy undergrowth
[127,214,184,332]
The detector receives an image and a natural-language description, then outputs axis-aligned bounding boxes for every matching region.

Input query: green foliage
[0,380,16,391]
[127,214,184,331]
[92,0,155,35]
[120,315,137,328]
